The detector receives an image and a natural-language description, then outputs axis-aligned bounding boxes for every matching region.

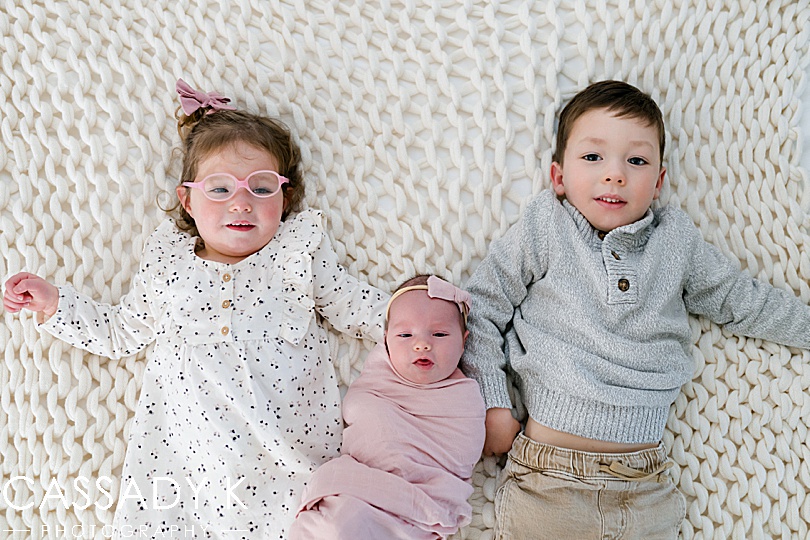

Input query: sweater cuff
[475,374,514,410]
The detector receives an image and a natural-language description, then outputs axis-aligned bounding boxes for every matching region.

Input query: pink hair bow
[386,276,472,322]
[426,275,472,317]
[176,78,236,115]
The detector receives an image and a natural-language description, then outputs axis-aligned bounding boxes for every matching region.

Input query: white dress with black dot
[39,209,387,539]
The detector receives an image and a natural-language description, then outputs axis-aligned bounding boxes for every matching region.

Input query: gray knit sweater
[462,190,810,444]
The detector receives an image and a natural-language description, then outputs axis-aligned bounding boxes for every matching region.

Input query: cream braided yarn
[1,1,809,539]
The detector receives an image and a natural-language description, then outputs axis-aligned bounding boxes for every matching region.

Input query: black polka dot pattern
[40,209,388,538]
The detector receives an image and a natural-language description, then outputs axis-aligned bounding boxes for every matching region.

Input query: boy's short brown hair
[552,80,665,165]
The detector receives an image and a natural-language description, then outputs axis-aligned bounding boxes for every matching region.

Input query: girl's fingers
[8,289,26,302]
[4,282,33,312]
[3,273,55,314]
[3,297,26,312]
[5,274,30,300]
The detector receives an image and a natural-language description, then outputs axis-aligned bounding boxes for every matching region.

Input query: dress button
[222,300,231,309]
[223,273,232,282]
[221,326,230,335]
[618,278,630,292]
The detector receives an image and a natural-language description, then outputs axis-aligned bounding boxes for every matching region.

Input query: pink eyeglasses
[182,170,289,201]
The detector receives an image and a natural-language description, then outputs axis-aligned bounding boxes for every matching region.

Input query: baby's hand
[3,272,59,320]
[483,407,521,456]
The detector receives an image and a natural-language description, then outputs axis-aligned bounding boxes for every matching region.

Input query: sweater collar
[562,198,657,251]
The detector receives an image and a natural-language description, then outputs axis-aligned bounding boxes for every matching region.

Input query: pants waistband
[509,432,672,482]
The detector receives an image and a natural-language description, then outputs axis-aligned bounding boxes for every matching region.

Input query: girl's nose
[413,340,431,351]
[229,190,253,212]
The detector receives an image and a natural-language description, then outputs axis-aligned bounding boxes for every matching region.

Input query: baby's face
[385,290,467,385]
[550,108,666,232]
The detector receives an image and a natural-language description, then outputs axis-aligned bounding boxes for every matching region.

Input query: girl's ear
[176,186,193,217]
[550,162,566,196]
[463,330,469,344]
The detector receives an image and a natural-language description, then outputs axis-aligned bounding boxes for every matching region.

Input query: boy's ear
[652,166,666,199]
[176,186,194,217]
[550,162,566,196]
[463,330,469,344]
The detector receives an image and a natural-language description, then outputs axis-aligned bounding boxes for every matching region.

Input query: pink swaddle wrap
[291,343,486,539]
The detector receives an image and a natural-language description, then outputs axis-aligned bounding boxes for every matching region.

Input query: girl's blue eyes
[209,187,272,194]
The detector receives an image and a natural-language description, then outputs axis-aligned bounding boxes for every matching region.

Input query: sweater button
[617,278,630,292]
[598,231,607,240]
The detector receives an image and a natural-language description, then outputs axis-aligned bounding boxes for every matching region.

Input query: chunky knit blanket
[2,1,809,538]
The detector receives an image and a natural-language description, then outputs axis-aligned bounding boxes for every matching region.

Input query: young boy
[461,80,810,539]
[290,275,486,539]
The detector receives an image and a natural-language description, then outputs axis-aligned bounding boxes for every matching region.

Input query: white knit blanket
[2,1,809,538]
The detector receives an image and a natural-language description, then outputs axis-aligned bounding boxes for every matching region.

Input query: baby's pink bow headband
[176,78,236,115]
[386,276,472,322]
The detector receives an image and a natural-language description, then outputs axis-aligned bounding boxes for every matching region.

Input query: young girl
[3,79,388,539]
[290,275,486,540]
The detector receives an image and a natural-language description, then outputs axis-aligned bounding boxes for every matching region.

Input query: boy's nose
[603,167,626,185]
[413,340,432,351]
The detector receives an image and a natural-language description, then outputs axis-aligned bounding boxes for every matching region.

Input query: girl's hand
[3,272,59,320]
[483,407,521,456]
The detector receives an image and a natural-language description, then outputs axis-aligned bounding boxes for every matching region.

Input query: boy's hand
[483,407,521,456]
[3,272,59,320]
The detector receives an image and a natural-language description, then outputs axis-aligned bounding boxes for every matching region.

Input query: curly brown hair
[166,107,305,238]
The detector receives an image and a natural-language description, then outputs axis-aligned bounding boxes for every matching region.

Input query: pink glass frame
[182,170,289,201]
